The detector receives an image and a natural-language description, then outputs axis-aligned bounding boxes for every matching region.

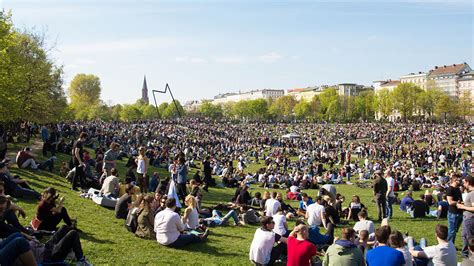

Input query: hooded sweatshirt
[323,240,365,266]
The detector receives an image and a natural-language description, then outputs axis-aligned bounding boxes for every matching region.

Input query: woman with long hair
[34,187,73,231]
[136,147,149,193]
[135,195,155,239]
[182,195,200,230]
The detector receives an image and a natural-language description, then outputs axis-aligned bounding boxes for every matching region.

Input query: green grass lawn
[5,141,465,265]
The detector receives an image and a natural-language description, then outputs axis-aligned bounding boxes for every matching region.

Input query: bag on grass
[125,207,139,233]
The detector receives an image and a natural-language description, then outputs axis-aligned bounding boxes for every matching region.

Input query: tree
[269,95,297,119]
[198,101,223,119]
[353,91,375,121]
[162,100,184,119]
[391,83,422,120]
[294,100,312,119]
[457,90,473,120]
[69,74,101,106]
[2,29,67,123]
[435,94,456,121]
[375,88,393,120]
[318,88,341,121]
[157,102,169,118]
[417,87,443,118]
[120,104,142,121]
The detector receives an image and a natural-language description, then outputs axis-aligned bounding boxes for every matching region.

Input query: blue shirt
[299,199,314,210]
[366,246,405,266]
[307,225,329,245]
[400,196,414,211]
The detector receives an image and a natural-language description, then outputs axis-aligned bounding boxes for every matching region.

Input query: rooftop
[428,63,469,76]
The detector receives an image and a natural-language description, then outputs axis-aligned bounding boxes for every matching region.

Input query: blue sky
[2,0,473,105]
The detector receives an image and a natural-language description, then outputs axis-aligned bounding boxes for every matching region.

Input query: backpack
[125,207,139,233]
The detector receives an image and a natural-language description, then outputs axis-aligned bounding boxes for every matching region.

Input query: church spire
[141,75,149,104]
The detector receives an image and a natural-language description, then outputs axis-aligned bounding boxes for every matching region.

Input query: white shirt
[100,175,119,196]
[137,157,146,175]
[439,154,446,163]
[353,219,375,235]
[424,241,457,266]
[249,228,276,265]
[265,198,281,217]
[154,208,184,245]
[290,185,298,193]
[386,177,395,197]
[272,213,287,236]
[306,203,325,226]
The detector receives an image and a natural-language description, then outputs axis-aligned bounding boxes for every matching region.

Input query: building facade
[212,89,284,104]
[427,63,471,97]
[286,87,322,101]
[400,72,427,89]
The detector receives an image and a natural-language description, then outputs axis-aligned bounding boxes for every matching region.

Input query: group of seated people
[0,182,91,265]
[249,213,472,266]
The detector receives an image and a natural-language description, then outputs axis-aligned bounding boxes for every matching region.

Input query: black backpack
[125,207,139,233]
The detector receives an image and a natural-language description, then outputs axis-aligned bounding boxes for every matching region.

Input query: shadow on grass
[80,231,116,244]
[210,231,246,239]
[180,243,242,258]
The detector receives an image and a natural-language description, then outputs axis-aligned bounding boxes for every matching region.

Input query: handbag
[31,216,42,230]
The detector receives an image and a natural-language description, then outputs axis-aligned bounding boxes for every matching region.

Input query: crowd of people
[0,120,473,265]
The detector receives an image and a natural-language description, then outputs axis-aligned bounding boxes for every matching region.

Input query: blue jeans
[0,233,31,265]
[167,233,202,248]
[447,212,463,244]
[386,196,395,218]
[462,216,474,258]
[206,210,239,226]
[406,237,429,266]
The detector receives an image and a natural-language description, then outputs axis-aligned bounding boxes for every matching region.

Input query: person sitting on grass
[182,195,200,230]
[409,224,457,266]
[400,191,415,213]
[297,193,313,217]
[115,183,137,219]
[409,195,430,218]
[0,160,41,200]
[389,231,413,266]
[0,192,28,235]
[323,228,365,266]
[34,187,74,232]
[287,224,318,266]
[346,195,366,222]
[295,219,334,247]
[100,168,119,198]
[0,233,37,266]
[353,210,375,239]
[429,194,448,219]
[16,147,55,172]
[135,195,155,240]
[42,225,92,266]
[366,226,405,266]
[201,209,240,227]
[249,216,288,266]
[154,198,209,248]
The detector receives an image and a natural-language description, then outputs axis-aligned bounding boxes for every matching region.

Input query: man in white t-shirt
[249,216,288,265]
[154,198,208,248]
[353,210,375,237]
[306,196,326,228]
[100,168,119,197]
[385,170,396,218]
[409,224,457,266]
[272,209,288,237]
[265,192,281,217]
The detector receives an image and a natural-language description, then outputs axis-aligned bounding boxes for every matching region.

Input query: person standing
[287,224,317,266]
[176,157,188,206]
[373,172,387,221]
[136,147,148,193]
[203,156,213,192]
[446,176,463,244]
[71,132,87,191]
[457,176,474,258]
[385,170,396,219]
[41,125,49,157]
[103,142,120,177]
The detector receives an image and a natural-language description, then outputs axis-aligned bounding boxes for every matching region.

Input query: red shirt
[287,236,317,266]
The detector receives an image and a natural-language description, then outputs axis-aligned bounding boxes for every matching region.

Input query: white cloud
[258,52,283,63]
[59,37,179,55]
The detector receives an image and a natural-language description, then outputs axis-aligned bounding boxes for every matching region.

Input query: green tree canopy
[391,83,422,119]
